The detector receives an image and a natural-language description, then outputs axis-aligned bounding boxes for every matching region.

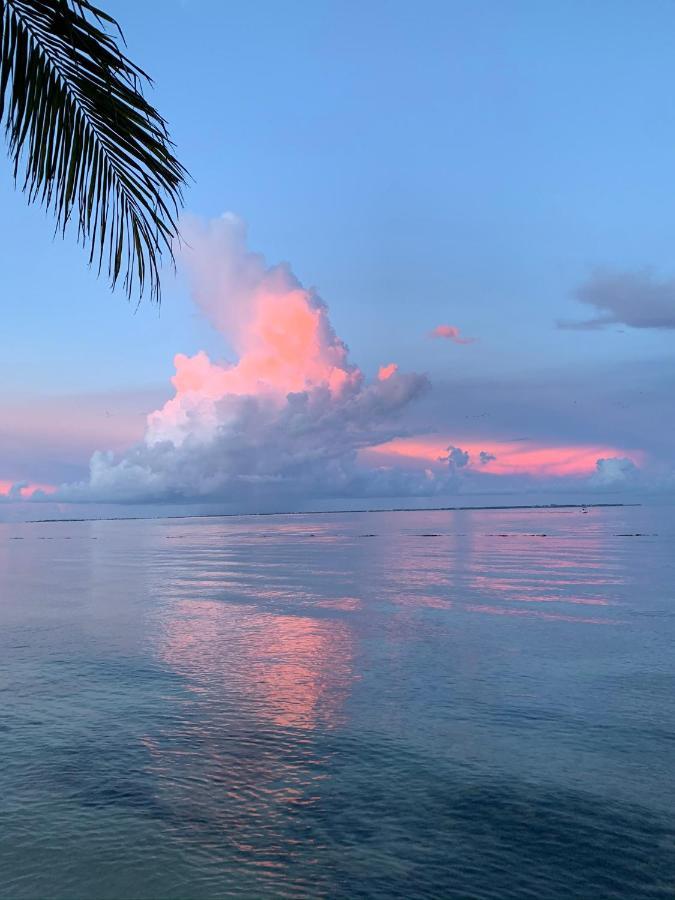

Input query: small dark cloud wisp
[558,270,675,331]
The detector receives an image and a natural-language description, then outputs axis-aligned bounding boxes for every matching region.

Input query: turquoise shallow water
[0,505,674,899]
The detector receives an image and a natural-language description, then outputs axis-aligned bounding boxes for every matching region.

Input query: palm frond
[0,0,187,301]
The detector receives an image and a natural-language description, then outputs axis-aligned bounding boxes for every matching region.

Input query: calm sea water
[0,505,674,899]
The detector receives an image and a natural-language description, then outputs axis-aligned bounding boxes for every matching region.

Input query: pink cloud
[430,324,475,344]
[60,215,429,503]
[0,480,56,499]
[363,436,644,479]
[378,362,398,381]
[144,215,367,447]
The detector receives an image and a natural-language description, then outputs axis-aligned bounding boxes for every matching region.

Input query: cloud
[0,479,55,500]
[58,215,433,505]
[15,217,671,508]
[430,324,475,344]
[367,435,639,479]
[589,456,640,487]
[440,445,470,470]
[378,363,398,381]
[559,270,675,331]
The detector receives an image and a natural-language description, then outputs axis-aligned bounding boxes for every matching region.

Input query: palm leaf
[0,0,187,301]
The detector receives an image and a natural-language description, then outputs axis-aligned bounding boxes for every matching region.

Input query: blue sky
[2,0,675,506]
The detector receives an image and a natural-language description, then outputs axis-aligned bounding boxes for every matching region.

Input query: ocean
[1,504,673,898]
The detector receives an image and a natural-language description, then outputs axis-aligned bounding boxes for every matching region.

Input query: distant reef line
[27,502,637,525]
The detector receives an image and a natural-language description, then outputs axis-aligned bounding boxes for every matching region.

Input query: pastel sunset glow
[0,481,56,498]
[364,437,644,479]
[3,6,675,900]
[0,212,663,510]
[3,0,675,517]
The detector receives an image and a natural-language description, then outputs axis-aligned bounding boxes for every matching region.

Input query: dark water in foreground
[0,505,674,899]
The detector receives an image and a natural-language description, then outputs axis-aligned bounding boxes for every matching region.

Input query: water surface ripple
[1,506,674,898]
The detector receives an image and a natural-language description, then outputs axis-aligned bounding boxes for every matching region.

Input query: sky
[2,0,675,516]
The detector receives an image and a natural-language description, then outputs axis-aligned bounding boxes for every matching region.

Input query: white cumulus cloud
[59,215,434,505]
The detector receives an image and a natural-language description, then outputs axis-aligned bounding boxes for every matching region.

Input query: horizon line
[24,502,638,525]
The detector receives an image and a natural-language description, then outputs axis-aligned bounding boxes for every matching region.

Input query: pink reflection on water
[465,604,624,625]
[463,527,620,614]
[160,599,354,730]
[314,596,362,611]
[468,574,611,606]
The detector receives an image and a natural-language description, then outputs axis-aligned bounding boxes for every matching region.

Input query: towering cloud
[60,215,430,505]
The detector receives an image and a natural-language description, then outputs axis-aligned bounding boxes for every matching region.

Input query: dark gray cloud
[559,270,675,331]
[441,446,470,470]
